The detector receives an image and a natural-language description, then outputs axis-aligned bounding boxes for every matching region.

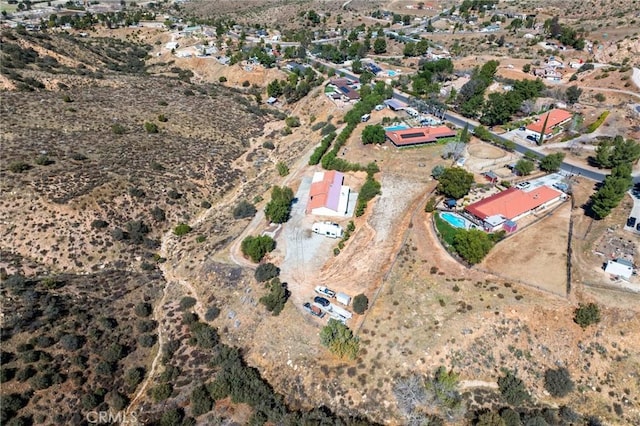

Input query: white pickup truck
[314,286,336,298]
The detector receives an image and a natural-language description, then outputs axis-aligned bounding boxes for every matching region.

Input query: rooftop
[465,186,563,220]
[385,126,456,147]
[526,109,573,135]
[307,171,344,212]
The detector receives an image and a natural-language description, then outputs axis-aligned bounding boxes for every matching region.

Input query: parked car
[519,126,526,131]
[314,296,330,307]
[627,217,637,227]
[636,222,640,231]
[315,286,336,298]
[526,134,538,142]
[516,181,531,190]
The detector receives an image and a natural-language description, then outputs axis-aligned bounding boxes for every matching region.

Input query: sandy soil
[480,201,571,296]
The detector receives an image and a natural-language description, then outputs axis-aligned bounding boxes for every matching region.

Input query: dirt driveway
[277,175,340,308]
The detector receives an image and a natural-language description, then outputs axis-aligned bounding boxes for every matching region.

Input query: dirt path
[123,207,212,419]
[459,380,499,390]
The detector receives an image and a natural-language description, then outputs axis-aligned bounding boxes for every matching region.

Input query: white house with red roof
[306,171,351,217]
[526,109,573,140]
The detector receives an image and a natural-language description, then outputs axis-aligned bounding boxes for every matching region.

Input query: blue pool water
[384,124,410,131]
[387,70,397,77]
[441,212,468,229]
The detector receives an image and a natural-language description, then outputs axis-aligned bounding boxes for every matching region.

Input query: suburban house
[546,57,564,68]
[327,78,360,101]
[306,171,351,217]
[465,186,565,231]
[604,258,634,280]
[525,109,573,140]
[385,126,457,147]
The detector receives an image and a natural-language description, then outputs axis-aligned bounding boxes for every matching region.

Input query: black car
[313,296,330,307]
[637,222,640,231]
[627,217,637,227]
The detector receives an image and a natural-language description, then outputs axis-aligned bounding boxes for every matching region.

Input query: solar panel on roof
[399,132,427,139]
[339,86,349,94]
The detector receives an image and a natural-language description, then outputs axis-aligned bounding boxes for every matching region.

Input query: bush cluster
[241,235,276,263]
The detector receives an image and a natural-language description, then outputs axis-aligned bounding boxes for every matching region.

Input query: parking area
[624,187,640,235]
[521,172,572,193]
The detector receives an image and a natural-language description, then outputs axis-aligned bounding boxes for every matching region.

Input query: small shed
[445,199,457,209]
[483,170,499,183]
[604,259,634,279]
[503,220,517,232]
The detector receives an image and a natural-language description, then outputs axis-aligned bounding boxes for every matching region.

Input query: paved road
[389,92,640,184]
[310,57,639,184]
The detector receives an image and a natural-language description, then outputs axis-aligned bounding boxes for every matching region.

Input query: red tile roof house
[525,109,573,141]
[385,126,457,147]
[306,171,351,216]
[464,186,564,231]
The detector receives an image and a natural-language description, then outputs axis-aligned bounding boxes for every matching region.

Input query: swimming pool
[440,212,470,229]
[387,70,397,77]
[384,124,410,131]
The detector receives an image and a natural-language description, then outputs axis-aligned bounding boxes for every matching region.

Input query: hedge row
[586,111,609,133]
[308,132,336,165]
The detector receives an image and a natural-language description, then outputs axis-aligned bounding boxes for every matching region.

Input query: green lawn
[433,212,460,247]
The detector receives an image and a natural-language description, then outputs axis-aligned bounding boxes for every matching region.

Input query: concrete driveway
[624,187,640,235]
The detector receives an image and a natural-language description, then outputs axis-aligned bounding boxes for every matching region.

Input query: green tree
[514,159,535,176]
[453,229,494,264]
[233,200,257,219]
[544,367,574,397]
[431,164,445,179]
[460,123,471,143]
[565,85,583,104]
[427,366,462,409]
[373,37,387,54]
[362,124,386,144]
[573,303,601,328]
[190,384,213,417]
[477,411,506,426]
[351,57,363,74]
[151,383,173,402]
[276,161,289,176]
[259,278,289,315]
[285,116,300,127]
[264,185,294,223]
[320,319,359,359]
[267,79,282,97]
[254,263,280,282]
[437,167,475,199]
[173,223,192,236]
[498,370,530,405]
[539,153,565,173]
[241,235,276,262]
[590,164,632,219]
[352,294,369,315]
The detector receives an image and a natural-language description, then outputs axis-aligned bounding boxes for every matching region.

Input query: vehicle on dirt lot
[303,302,325,318]
[314,296,330,307]
[312,222,343,239]
[315,286,336,298]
